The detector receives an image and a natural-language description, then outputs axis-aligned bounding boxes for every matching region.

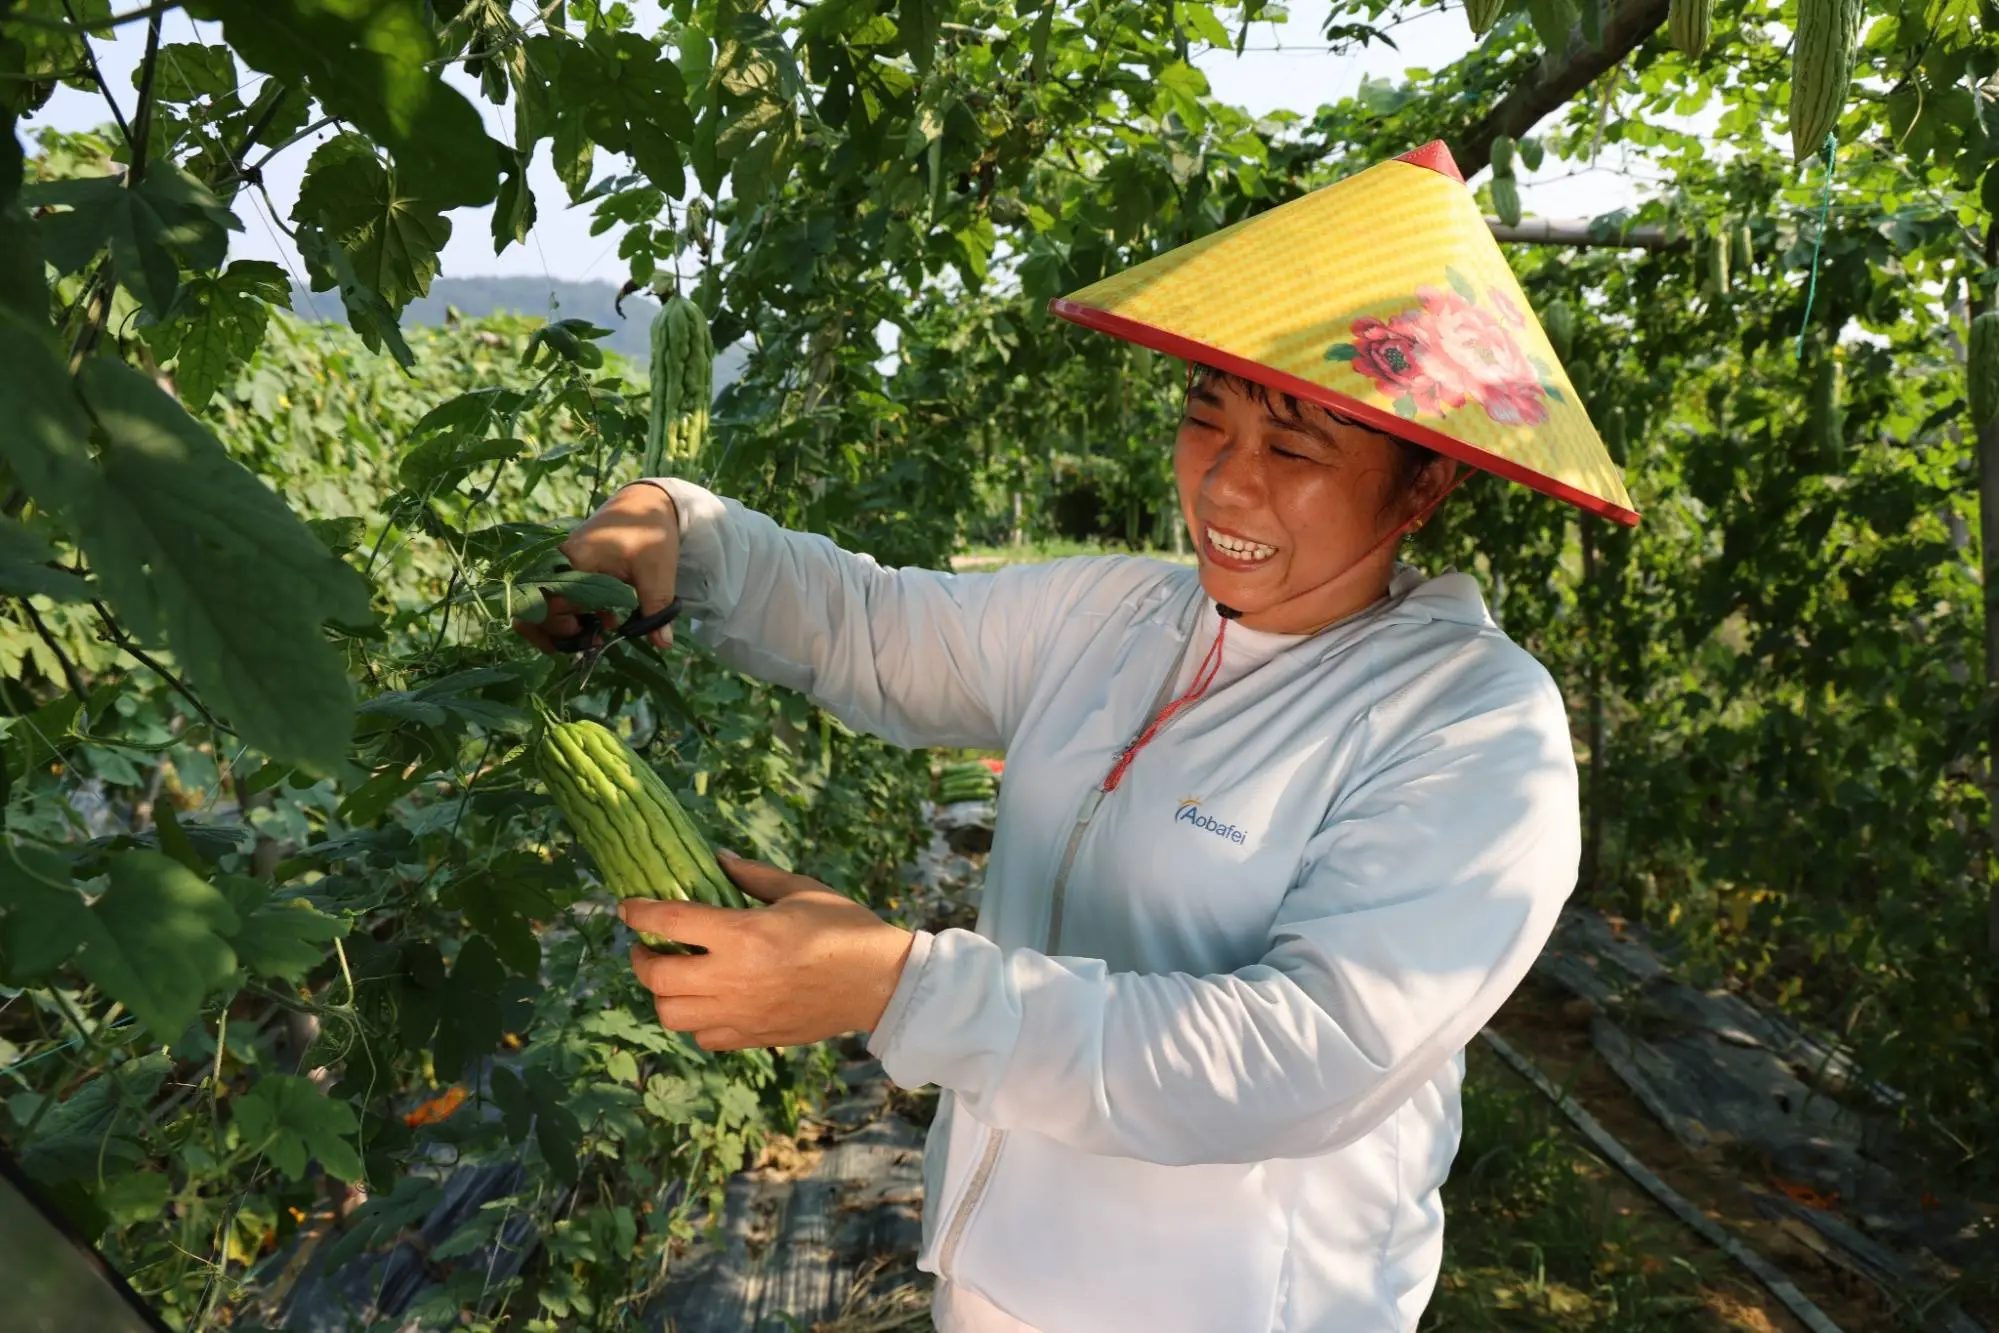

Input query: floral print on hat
[1326,268,1564,427]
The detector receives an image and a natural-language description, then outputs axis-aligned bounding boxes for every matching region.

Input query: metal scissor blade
[552,596,683,693]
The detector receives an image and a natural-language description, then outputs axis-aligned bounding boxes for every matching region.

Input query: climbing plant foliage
[0,0,1997,1325]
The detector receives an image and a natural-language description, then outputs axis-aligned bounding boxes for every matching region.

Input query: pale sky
[30,1,1650,293]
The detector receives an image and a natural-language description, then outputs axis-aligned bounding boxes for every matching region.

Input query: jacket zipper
[935,606,1203,1282]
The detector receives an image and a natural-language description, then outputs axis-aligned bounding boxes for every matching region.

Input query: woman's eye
[1272,445,1306,461]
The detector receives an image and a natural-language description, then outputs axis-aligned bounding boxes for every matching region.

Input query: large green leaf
[0,310,94,498]
[492,142,537,252]
[25,167,240,319]
[0,841,93,982]
[215,875,348,982]
[18,1052,169,1186]
[294,134,450,315]
[184,0,497,208]
[232,1073,365,1182]
[0,111,47,315]
[144,259,291,410]
[71,359,374,768]
[295,224,416,367]
[74,851,240,1042]
[556,30,693,195]
[0,515,90,601]
[143,43,238,103]
[0,0,112,118]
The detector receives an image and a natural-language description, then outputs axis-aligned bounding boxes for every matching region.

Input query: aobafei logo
[1176,798,1249,846]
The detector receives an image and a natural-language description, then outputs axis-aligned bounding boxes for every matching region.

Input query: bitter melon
[1970,311,1999,431]
[536,713,749,950]
[643,295,715,478]
[1789,0,1863,162]
[1668,0,1711,57]
[1542,301,1576,362]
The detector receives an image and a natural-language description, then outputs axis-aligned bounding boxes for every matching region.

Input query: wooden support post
[1580,514,1605,899]
[1485,216,1685,252]
[1983,407,1999,957]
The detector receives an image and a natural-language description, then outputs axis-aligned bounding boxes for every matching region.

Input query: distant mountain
[287,276,747,387]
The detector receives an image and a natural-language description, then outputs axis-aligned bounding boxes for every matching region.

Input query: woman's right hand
[514,481,683,654]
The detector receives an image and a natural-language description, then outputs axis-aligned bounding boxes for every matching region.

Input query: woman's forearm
[633,477,1078,753]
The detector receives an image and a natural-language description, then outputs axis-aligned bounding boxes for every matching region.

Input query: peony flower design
[1325,269,1560,427]
[1346,314,1464,417]
[1488,287,1527,330]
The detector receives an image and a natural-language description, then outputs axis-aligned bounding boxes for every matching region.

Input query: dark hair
[1185,364,1439,508]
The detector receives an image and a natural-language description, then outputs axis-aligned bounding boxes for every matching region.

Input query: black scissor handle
[620,596,683,641]
[549,596,682,655]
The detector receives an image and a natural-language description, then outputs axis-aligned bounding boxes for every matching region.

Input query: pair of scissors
[550,596,681,690]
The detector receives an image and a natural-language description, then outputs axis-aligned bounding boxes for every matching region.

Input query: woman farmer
[517,142,1638,1332]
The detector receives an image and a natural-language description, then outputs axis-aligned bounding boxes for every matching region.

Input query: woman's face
[1174,374,1435,633]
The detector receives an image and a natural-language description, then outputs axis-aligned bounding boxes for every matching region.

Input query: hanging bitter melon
[642,295,715,478]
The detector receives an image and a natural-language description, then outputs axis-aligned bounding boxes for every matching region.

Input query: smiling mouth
[1203,525,1278,566]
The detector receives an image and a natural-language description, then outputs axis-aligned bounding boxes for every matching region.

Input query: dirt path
[1485,977,1906,1332]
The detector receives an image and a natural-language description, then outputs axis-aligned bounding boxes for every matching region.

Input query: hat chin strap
[1216,465,1466,631]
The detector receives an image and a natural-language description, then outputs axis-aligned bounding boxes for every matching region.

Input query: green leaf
[525,569,639,618]
[25,167,240,318]
[294,134,450,316]
[490,1063,584,1183]
[525,1065,584,1185]
[0,841,92,982]
[307,516,368,555]
[1523,0,1575,55]
[185,0,497,208]
[1325,344,1358,362]
[18,1053,169,1186]
[216,875,347,982]
[233,1073,365,1182]
[95,1169,172,1224]
[71,358,374,768]
[145,260,289,410]
[493,143,537,253]
[900,0,940,75]
[0,312,95,506]
[75,851,240,1042]
[432,935,533,1076]
[644,1073,704,1122]
[440,858,559,977]
[1,111,49,316]
[151,799,207,871]
[325,1177,442,1267]
[296,224,415,367]
[1155,61,1210,127]
[556,31,692,195]
[1184,4,1233,47]
[144,43,237,102]
[398,431,525,491]
[1445,267,1477,303]
[335,765,424,824]
[0,515,89,601]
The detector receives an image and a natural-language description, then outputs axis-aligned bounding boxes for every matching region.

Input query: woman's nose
[1202,437,1268,508]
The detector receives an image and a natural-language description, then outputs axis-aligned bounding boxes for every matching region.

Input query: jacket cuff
[635,476,728,614]
[865,928,937,1080]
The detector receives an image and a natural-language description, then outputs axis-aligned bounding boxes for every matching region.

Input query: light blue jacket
[651,478,1581,1333]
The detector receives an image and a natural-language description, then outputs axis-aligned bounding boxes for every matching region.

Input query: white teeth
[1206,526,1277,562]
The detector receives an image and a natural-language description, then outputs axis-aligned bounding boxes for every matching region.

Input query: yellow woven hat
[1050,142,1638,527]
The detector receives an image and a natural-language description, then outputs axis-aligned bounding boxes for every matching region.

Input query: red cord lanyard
[1101,615,1228,793]
[1095,470,1465,795]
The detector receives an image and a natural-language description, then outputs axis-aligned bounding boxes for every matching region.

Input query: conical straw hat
[1050,141,1638,526]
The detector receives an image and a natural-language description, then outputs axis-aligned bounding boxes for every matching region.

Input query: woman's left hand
[623,852,916,1051]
